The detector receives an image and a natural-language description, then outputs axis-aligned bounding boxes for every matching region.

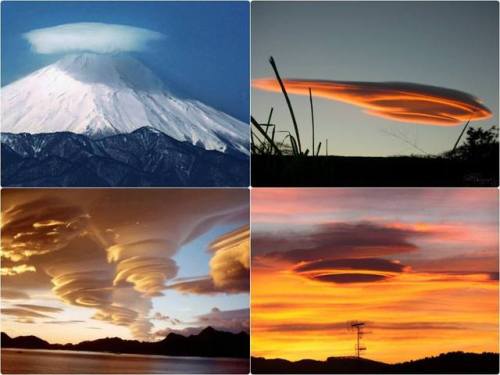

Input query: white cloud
[23,22,165,55]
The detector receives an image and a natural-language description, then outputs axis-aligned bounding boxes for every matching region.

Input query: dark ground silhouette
[252,150,498,187]
[253,128,499,186]
[1,327,249,358]
[252,352,499,374]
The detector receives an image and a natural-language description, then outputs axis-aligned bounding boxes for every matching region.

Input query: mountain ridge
[1,127,248,186]
[1,327,249,358]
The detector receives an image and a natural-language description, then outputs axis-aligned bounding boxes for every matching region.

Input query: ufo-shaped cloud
[253,78,492,126]
[293,257,408,284]
[23,22,165,55]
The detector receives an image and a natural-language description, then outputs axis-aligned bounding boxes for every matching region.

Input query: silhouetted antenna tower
[350,321,366,358]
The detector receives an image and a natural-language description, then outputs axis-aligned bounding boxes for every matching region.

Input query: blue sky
[1,1,249,122]
[146,223,249,338]
[170,223,249,314]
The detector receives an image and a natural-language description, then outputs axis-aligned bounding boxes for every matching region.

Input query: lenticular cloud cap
[253,78,492,126]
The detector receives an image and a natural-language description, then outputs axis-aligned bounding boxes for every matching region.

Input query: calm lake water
[1,348,249,374]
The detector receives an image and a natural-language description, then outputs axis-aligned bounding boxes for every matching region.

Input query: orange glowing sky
[251,189,499,363]
[252,79,492,126]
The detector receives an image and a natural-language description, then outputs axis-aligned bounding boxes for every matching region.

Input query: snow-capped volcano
[1,53,249,155]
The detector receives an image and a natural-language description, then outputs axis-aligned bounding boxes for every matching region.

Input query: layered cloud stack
[2,190,249,340]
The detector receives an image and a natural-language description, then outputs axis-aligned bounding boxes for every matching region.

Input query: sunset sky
[251,189,499,363]
[252,2,498,156]
[1,189,249,344]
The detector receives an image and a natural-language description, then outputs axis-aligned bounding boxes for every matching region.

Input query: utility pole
[350,321,366,358]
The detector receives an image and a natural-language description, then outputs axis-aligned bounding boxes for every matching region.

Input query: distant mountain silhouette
[252,352,499,373]
[1,127,249,187]
[1,333,50,349]
[158,326,249,357]
[1,327,249,358]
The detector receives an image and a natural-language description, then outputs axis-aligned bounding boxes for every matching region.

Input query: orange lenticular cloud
[252,78,492,126]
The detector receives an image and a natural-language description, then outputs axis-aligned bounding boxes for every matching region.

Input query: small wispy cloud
[23,22,165,55]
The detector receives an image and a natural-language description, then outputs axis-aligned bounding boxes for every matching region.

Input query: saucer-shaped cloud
[1,197,90,261]
[1,289,30,300]
[108,239,179,297]
[1,264,36,276]
[253,221,425,262]
[93,304,138,326]
[23,22,165,55]
[1,307,53,323]
[294,258,408,284]
[253,78,492,126]
[209,226,249,291]
[294,258,407,273]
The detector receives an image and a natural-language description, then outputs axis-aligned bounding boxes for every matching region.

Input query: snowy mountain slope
[1,53,249,155]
